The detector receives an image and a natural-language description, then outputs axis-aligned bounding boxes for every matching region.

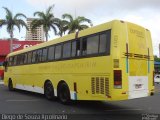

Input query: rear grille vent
[91,77,109,96]
[91,78,95,94]
[96,77,100,94]
[105,78,109,96]
[100,78,104,94]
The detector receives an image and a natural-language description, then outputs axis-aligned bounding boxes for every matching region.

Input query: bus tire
[58,82,70,104]
[44,81,55,100]
[8,79,14,91]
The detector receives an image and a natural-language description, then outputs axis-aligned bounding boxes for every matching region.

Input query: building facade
[0,40,43,80]
[26,18,44,41]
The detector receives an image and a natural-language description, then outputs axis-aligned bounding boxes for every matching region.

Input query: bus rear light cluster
[114,70,122,89]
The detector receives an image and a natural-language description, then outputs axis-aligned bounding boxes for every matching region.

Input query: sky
[0,0,160,56]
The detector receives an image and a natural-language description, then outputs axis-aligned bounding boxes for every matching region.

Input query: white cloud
[26,0,160,14]
[122,14,160,56]
[25,0,160,56]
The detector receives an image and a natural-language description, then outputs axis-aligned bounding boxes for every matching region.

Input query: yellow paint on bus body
[4,20,154,101]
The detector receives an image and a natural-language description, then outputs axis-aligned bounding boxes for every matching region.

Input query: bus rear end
[111,20,154,100]
[127,22,154,99]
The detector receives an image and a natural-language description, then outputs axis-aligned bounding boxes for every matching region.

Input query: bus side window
[3,61,8,72]
[7,58,10,66]
[8,57,12,66]
[27,52,32,64]
[55,44,62,60]
[32,51,37,63]
[48,46,55,61]
[20,54,25,65]
[24,53,28,64]
[19,55,23,65]
[42,48,48,62]
[76,40,81,56]
[106,30,111,55]
[11,57,15,66]
[37,49,42,62]
[71,41,76,57]
[82,38,87,56]
[3,61,8,67]
[13,56,17,66]
[87,35,99,55]
[63,42,71,58]
[99,33,107,53]
[17,55,20,65]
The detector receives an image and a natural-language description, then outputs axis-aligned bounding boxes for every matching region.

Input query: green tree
[0,7,28,52]
[31,5,59,42]
[154,55,160,62]
[62,13,93,34]
[56,19,68,37]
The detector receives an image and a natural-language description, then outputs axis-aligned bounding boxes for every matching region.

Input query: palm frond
[34,11,44,17]
[61,13,93,35]
[78,24,89,30]
[6,24,13,34]
[14,21,21,32]
[46,5,54,15]
[14,13,27,19]
[62,14,73,22]
[31,19,43,31]
[77,16,92,25]
[17,19,28,30]
[68,30,75,34]
[3,7,13,19]
[50,24,57,35]
[0,20,7,28]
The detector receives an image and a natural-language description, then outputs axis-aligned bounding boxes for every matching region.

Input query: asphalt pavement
[0,83,160,120]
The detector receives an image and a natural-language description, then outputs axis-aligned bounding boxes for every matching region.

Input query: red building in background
[0,39,43,80]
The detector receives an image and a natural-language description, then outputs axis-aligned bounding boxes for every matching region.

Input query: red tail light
[114,70,122,89]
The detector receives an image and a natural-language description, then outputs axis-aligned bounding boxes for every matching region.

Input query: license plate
[135,84,143,89]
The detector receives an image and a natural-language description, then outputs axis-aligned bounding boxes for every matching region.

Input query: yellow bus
[3,20,154,104]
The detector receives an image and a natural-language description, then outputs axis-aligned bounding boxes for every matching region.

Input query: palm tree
[0,7,28,52]
[62,13,93,34]
[56,19,68,37]
[31,5,59,42]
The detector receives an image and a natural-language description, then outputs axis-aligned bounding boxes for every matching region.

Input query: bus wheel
[58,82,70,104]
[44,81,55,100]
[8,79,14,91]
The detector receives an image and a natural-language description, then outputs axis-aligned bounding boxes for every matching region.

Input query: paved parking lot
[0,83,160,120]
